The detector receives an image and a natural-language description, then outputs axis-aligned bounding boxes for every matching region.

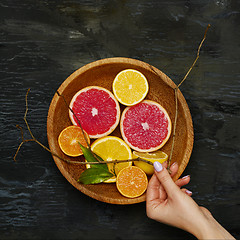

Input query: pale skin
[146,161,235,240]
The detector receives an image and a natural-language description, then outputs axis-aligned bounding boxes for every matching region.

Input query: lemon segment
[89,136,132,183]
[133,150,168,175]
[113,69,149,106]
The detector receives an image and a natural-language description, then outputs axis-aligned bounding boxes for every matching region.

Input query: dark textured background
[1,0,239,239]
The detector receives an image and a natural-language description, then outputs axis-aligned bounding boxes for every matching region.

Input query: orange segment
[113,69,149,106]
[58,125,90,157]
[116,166,148,198]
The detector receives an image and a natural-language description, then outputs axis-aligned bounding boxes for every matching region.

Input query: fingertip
[162,161,168,168]
[182,175,190,179]
[169,162,178,177]
[175,175,191,188]
[171,162,178,168]
[182,188,192,196]
[153,161,163,172]
[186,189,192,195]
[181,175,191,183]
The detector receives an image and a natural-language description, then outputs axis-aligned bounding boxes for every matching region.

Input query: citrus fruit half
[112,69,149,106]
[88,136,132,183]
[120,100,171,152]
[58,125,90,157]
[133,150,168,175]
[69,86,120,138]
[116,166,148,198]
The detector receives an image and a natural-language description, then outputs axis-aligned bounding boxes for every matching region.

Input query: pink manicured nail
[171,162,177,167]
[154,161,163,172]
[182,175,190,179]
[186,190,192,194]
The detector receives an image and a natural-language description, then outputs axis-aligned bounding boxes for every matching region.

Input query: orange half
[116,166,148,198]
[58,125,90,157]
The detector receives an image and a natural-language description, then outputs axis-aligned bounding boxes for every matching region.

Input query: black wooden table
[1,1,239,239]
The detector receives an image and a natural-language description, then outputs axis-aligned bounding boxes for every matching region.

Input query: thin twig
[177,24,210,89]
[74,157,153,166]
[167,24,210,170]
[168,87,178,170]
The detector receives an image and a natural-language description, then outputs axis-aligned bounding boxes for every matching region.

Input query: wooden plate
[47,57,194,205]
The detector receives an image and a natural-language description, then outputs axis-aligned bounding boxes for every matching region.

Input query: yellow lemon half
[133,150,168,175]
[88,136,132,183]
[113,69,149,106]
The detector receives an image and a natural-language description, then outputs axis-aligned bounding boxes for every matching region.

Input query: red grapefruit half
[120,100,171,152]
[69,86,120,138]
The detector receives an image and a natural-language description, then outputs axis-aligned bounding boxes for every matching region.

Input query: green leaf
[78,143,108,171]
[78,168,114,184]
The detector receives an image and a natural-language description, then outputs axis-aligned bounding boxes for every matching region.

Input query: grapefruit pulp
[69,86,120,138]
[120,100,171,152]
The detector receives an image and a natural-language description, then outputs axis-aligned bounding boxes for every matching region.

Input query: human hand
[146,161,235,239]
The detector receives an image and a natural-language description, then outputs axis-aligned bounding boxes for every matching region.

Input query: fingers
[153,161,179,197]
[147,162,191,203]
[175,175,190,188]
[146,161,176,202]
[161,161,178,177]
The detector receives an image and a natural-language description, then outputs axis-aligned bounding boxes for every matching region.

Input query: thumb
[153,161,179,196]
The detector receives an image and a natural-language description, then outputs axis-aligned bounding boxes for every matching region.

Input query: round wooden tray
[47,57,194,205]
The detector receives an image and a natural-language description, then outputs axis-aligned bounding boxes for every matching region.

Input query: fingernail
[186,190,192,194]
[171,162,177,167]
[154,161,163,172]
[182,175,190,179]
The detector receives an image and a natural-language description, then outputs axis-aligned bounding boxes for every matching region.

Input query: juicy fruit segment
[120,100,171,152]
[116,166,148,198]
[58,125,90,157]
[89,136,132,183]
[113,69,149,106]
[133,150,168,175]
[69,86,120,138]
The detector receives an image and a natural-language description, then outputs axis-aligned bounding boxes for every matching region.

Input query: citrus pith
[89,136,132,183]
[120,100,171,152]
[133,150,168,175]
[116,166,148,198]
[58,125,90,157]
[113,69,149,106]
[69,86,120,138]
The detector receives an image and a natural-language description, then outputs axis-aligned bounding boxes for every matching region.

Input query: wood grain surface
[1,1,239,239]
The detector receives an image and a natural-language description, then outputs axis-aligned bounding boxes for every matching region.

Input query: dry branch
[167,24,210,170]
